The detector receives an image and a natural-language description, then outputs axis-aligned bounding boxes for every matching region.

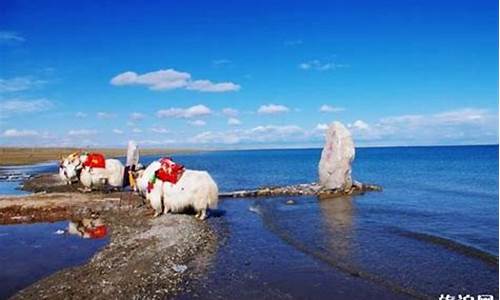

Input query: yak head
[59,152,86,183]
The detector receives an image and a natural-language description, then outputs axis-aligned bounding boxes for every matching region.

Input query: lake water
[0,145,498,299]
[0,162,108,299]
[0,162,59,195]
[167,145,499,299]
[0,221,108,299]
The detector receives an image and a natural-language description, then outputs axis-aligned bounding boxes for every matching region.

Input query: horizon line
[1,143,498,151]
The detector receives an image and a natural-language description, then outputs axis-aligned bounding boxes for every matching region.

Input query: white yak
[60,153,124,189]
[137,161,219,220]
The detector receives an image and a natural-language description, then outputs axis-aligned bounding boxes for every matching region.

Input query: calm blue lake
[163,145,499,256]
[168,145,498,298]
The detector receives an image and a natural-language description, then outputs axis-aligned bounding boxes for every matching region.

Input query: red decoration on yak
[83,153,106,168]
[155,157,185,184]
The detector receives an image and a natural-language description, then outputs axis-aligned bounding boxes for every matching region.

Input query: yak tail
[207,178,219,209]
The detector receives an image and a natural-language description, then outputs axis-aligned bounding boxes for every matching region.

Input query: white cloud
[110,69,240,92]
[319,104,345,113]
[75,112,87,118]
[132,128,143,133]
[222,108,239,117]
[228,118,241,126]
[137,139,177,145]
[257,104,290,115]
[351,120,370,130]
[191,125,307,145]
[186,80,240,92]
[157,104,212,119]
[191,131,241,145]
[110,70,189,90]
[112,129,124,134]
[2,129,38,137]
[0,77,46,93]
[315,123,328,131]
[299,60,348,71]
[433,108,489,125]
[151,127,169,134]
[97,112,116,119]
[185,107,497,147]
[1,98,53,115]
[378,114,424,126]
[129,112,145,120]
[68,129,97,136]
[377,109,491,128]
[348,108,498,145]
[0,31,25,44]
[188,120,206,127]
[250,125,303,136]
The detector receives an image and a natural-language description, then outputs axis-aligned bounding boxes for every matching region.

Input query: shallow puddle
[0,220,108,299]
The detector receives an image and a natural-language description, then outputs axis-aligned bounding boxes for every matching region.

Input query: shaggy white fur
[137,161,161,198]
[59,165,71,185]
[60,154,124,189]
[138,161,219,220]
[79,159,124,189]
[162,169,218,219]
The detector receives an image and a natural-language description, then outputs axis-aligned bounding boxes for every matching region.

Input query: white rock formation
[318,121,355,190]
[126,140,139,167]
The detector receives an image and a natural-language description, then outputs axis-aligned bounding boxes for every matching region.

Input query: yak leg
[150,182,163,217]
[199,209,207,220]
[163,204,171,214]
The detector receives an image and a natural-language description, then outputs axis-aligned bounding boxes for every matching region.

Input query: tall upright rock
[126,140,139,167]
[318,122,355,190]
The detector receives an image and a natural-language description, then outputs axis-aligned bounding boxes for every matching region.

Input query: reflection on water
[252,195,498,298]
[178,197,408,300]
[0,221,108,299]
[318,196,354,261]
[68,218,108,239]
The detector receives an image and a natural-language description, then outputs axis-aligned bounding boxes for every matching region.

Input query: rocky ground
[20,173,84,193]
[1,175,218,299]
[219,181,382,199]
[13,209,217,300]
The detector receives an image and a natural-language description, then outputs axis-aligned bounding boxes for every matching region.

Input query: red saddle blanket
[83,153,106,168]
[155,157,185,184]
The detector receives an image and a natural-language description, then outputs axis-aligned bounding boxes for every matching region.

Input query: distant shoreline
[0,147,200,166]
[1,144,497,166]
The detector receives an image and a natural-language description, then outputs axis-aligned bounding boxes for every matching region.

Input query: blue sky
[1,0,498,148]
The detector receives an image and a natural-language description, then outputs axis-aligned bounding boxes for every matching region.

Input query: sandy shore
[0,180,217,299]
[0,147,199,166]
